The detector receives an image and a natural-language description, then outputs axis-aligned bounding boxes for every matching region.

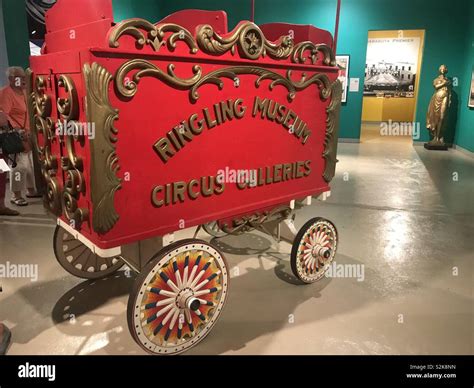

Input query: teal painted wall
[112,0,160,22]
[156,0,473,146]
[1,0,471,149]
[455,1,474,152]
[257,0,470,143]
[1,0,29,69]
[159,0,252,30]
[0,0,10,86]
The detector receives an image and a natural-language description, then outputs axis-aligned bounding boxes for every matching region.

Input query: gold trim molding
[115,59,203,99]
[109,18,198,54]
[57,75,89,228]
[26,69,62,216]
[293,42,336,66]
[57,75,79,121]
[115,59,331,103]
[323,79,342,182]
[83,63,122,234]
[196,22,293,60]
[108,18,335,66]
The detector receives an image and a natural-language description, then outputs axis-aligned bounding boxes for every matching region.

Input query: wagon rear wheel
[290,217,338,284]
[127,239,229,355]
[53,225,124,279]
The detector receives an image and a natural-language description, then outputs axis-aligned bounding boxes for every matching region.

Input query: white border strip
[57,218,121,258]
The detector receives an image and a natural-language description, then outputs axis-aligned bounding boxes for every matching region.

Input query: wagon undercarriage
[54,192,338,354]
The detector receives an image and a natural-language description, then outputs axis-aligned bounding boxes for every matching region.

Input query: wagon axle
[175,288,201,311]
[312,245,331,259]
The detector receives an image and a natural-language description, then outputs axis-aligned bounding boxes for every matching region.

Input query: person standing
[0,111,19,216]
[0,67,41,206]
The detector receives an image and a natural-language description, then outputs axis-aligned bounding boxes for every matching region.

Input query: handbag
[0,123,25,168]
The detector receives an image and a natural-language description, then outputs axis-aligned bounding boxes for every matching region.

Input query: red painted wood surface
[30,0,339,249]
[260,23,333,48]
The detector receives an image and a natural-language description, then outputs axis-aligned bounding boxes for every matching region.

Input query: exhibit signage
[151,160,312,208]
[151,96,314,208]
[153,96,312,163]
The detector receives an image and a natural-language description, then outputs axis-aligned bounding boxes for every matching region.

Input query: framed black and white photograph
[363,37,421,97]
[469,66,474,108]
[336,55,350,103]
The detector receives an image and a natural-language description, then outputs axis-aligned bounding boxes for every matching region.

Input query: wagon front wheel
[53,225,124,279]
[127,239,229,355]
[290,217,338,284]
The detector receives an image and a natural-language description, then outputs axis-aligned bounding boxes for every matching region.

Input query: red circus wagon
[27,0,343,354]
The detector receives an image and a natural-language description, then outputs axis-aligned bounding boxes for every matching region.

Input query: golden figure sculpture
[426,64,451,148]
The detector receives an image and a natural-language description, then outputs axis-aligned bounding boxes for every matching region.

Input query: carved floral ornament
[26,70,91,229]
[114,59,332,103]
[108,18,336,66]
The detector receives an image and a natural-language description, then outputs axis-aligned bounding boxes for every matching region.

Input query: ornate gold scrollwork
[57,75,79,121]
[33,75,52,118]
[265,35,294,59]
[190,66,297,102]
[26,69,62,216]
[323,79,342,183]
[115,59,331,103]
[115,59,202,98]
[107,18,337,66]
[56,74,88,228]
[83,62,122,234]
[197,22,293,60]
[292,42,336,66]
[63,128,84,171]
[62,190,88,227]
[288,70,331,100]
[109,18,198,54]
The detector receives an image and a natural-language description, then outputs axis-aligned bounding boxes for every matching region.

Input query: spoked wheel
[290,217,338,284]
[128,239,229,355]
[53,225,124,279]
[202,221,227,238]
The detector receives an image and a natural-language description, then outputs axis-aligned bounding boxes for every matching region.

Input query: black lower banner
[0,355,472,386]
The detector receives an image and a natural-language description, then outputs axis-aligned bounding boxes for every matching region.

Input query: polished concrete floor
[0,140,473,355]
[360,121,413,144]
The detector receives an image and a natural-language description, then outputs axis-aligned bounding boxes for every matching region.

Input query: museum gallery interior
[0,0,472,356]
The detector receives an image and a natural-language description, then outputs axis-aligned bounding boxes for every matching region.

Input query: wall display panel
[336,55,349,103]
[364,36,421,98]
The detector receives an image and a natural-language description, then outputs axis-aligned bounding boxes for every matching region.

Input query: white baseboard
[413,142,474,157]
[453,144,474,157]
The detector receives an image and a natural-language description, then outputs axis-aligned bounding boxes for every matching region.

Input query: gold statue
[425,64,451,149]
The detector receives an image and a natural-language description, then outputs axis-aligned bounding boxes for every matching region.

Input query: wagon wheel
[290,217,338,284]
[127,239,229,355]
[202,221,227,238]
[53,225,124,279]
